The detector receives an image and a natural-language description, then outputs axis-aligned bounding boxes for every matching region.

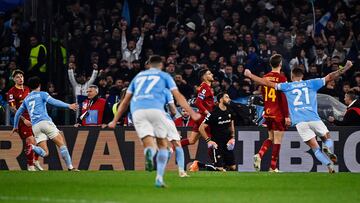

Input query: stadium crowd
[0,0,360,125]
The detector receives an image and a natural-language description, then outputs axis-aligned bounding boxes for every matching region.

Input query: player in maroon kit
[7,70,43,171]
[181,69,215,146]
[253,54,290,172]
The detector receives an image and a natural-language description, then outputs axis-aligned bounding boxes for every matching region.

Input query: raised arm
[324,60,353,83]
[135,35,144,54]
[244,69,276,88]
[85,64,99,86]
[67,66,77,87]
[121,28,127,52]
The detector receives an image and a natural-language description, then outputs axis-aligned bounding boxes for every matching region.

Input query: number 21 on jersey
[264,86,276,102]
[292,87,310,106]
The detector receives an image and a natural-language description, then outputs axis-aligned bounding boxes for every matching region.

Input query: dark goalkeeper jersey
[204,106,233,144]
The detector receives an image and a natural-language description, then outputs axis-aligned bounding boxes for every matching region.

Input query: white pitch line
[0,196,123,203]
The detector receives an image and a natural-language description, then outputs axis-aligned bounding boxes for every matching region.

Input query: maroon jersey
[7,86,31,120]
[261,72,289,120]
[195,82,215,116]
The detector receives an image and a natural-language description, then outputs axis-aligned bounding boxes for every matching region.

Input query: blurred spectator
[121,23,144,63]
[67,63,99,115]
[174,74,194,100]
[328,91,360,126]
[28,35,47,82]
[319,80,339,97]
[97,76,108,99]
[289,49,309,72]
[74,85,112,127]
[46,82,60,123]
[0,77,6,125]
[174,108,195,127]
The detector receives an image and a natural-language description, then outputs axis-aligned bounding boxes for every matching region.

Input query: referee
[199,92,236,171]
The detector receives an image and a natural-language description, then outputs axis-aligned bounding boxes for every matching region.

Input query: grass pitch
[0,171,359,203]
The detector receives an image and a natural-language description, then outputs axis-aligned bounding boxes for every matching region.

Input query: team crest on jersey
[9,94,13,99]
[83,103,88,109]
[228,114,231,118]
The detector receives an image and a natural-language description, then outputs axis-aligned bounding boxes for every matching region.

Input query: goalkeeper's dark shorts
[209,143,235,167]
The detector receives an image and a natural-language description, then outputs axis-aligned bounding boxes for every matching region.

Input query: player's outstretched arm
[13,103,26,130]
[108,92,132,128]
[244,69,276,88]
[47,96,76,109]
[324,60,353,83]
[172,89,201,121]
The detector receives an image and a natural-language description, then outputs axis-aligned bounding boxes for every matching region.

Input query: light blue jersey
[127,68,177,113]
[276,78,325,125]
[14,91,70,128]
[164,89,175,120]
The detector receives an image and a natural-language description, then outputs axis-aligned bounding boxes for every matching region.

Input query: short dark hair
[346,90,358,101]
[28,76,41,90]
[149,55,162,65]
[292,67,304,77]
[12,69,24,78]
[198,69,209,81]
[216,92,225,103]
[269,54,282,68]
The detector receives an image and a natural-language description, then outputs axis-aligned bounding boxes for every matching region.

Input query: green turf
[0,171,359,203]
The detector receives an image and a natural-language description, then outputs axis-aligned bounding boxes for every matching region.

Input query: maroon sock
[181,139,190,146]
[258,139,272,159]
[34,153,39,161]
[25,143,34,166]
[270,144,281,170]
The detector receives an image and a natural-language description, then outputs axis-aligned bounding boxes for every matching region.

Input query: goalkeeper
[189,93,236,171]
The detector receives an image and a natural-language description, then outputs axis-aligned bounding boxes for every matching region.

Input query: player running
[253,54,290,172]
[181,69,215,147]
[189,93,236,172]
[12,76,79,171]
[7,70,43,171]
[108,55,199,187]
[244,60,354,173]
[163,89,189,177]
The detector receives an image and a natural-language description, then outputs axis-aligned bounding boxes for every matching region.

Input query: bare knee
[172,141,181,148]
[157,138,168,149]
[320,132,331,142]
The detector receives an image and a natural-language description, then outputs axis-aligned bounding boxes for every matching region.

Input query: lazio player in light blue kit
[245,60,353,173]
[12,76,79,171]
[163,88,188,178]
[108,56,199,187]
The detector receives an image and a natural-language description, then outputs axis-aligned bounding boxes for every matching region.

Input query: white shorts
[165,118,181,141]
[32,120,60,144]
[132,109,169,139]
[295,120,329,142]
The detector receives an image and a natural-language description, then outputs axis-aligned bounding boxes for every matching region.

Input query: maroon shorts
[18,122,34,139]
[265,117,286,132]
[192,114,212,137]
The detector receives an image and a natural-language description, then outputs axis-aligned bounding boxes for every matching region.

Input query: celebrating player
[189,93,236,171]
[7,70,43,171]
[108,55,199,187]
[12,76,79,171]
[181,69,215,147]
[244,60,354,173]
[253,54,290,172]
[163,89,188,177]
